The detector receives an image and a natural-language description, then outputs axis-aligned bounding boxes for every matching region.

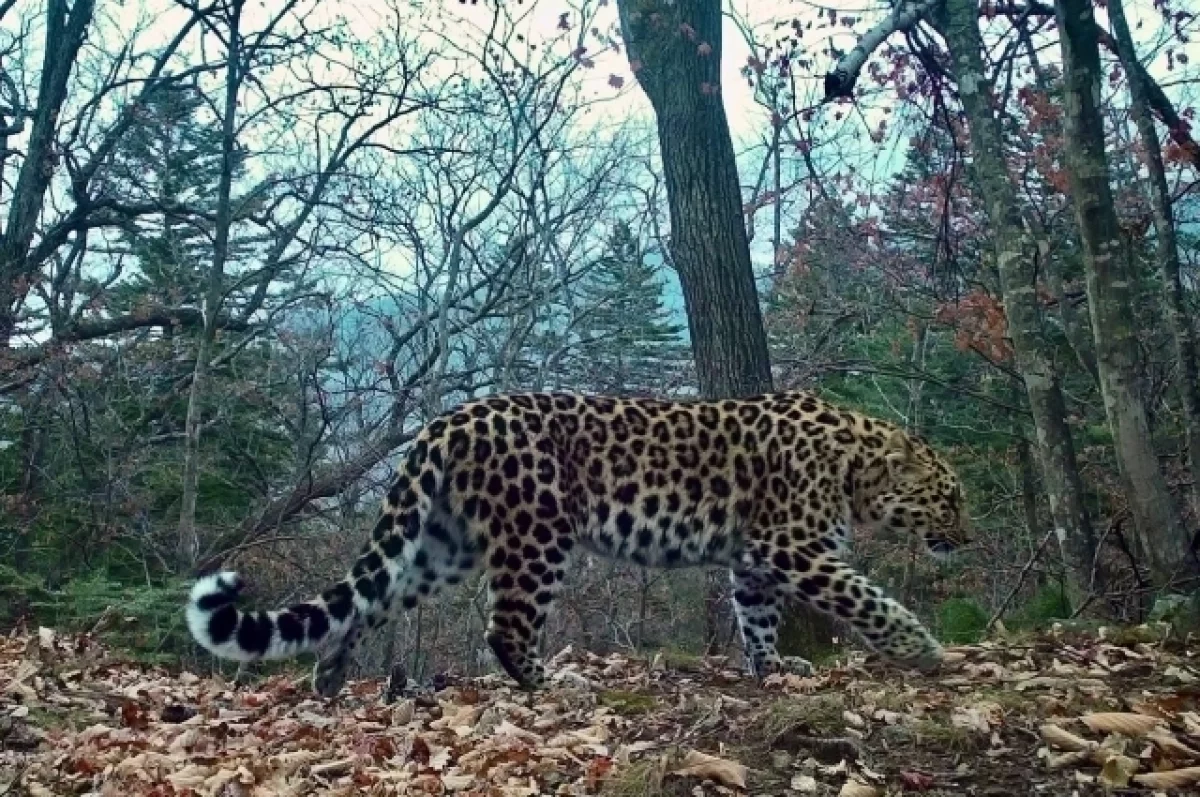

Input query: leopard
[187,390,970,698]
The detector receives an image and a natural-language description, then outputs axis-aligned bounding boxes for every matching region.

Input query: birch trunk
[1108,0,1200,520]
[937,0,1101,594]
[1052,0,1196,584]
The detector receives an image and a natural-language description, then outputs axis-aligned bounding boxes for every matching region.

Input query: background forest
[1,0,1198,688]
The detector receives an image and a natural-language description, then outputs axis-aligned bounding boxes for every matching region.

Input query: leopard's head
[868,430,971,559]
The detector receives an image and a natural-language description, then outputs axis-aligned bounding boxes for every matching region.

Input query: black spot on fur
[642,495,660,517]
[197,588,238,613]
[372,514,395,541]
[237,612,273,655]
[357,550,382,576]
[323,583,355,621]
[277,612,304,643]
[387,476,410,507]
[355,576,377,602]
[381,534,406,559]
[299,604,330,641]
[207,605,238,644]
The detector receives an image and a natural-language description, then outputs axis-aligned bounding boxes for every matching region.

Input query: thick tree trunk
[936,0,1101,596]
[1108,0,1200,520]
[615,0,771,397]
[616,0,834,656]
[0,0,94,348]
[1052,0,1196,585]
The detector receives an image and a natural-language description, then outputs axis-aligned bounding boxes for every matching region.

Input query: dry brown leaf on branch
[1133,766,1200,788]
[952,702,1002,734]
[310,756,356,776]
[899,770,936,790]
[1128,696,1185,721]
[442,773,478,791]
[668,749,748,789]
[1081,712,1164,737]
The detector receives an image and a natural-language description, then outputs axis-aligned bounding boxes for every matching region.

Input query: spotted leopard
[187,390,970,696]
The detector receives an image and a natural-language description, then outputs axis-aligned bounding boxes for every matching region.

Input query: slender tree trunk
[616,0,835,656]
[1016,20,1100,387]
[1052,0,1196,585]
[0,0,94,348]
[1108,0,1200,520]
[936,0,1102,596]
[1037,234,1100,386]
[1016,423,1042,535]
[178,0,243,569]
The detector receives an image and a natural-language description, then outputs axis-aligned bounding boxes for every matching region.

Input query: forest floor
[3,626,1200,796]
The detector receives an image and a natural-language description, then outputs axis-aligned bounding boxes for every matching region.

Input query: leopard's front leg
[742,551,943,673]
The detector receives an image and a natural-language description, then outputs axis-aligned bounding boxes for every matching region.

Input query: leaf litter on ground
[1,622,1198,795]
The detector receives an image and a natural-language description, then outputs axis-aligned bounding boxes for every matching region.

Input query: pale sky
[74,0,1200,189]
[16,0,1200,291]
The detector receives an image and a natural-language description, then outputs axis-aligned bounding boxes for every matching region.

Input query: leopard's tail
[185,570,370,662]
[187,433,451,664]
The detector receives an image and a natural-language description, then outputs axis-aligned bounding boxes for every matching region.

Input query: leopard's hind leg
[478,515,575,690]
[313,496,481,696]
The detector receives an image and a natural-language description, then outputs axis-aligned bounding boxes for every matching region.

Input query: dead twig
[987,527,1057,631]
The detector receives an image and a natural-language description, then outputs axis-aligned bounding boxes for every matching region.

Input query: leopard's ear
[884,430,923,477]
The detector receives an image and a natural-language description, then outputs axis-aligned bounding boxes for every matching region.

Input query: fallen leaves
[3,626,1200,795]
[1080,711,1163,736]
[1039,695,1200,788]
[1133,765,1200,788]
[668,749,748,789]
[837,778,879,796]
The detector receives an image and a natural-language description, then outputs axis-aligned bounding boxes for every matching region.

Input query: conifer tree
[572,221,688,395]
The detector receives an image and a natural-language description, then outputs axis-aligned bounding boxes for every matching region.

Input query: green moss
[653,648,705,673]
[598,690,658,715]
[1017,584,1073,628]
[937,597,989,643]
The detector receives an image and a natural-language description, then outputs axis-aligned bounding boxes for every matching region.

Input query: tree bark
[177,0,243,568]
[1052,0,1196,585]
[616,0,834,655]
[616,0,772,398]
[0,0,94,347]
[1108,0,1200,520]
[935,0,1102,596]
[824,3,1200,173]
